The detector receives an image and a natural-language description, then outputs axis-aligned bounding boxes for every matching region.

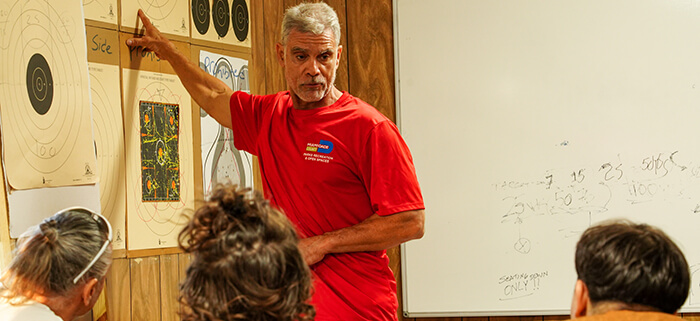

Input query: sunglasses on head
[57,207,114,284]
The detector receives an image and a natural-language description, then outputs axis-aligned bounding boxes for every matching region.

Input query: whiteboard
[395,0,700,317]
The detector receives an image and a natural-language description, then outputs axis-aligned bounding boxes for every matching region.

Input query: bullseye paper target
[82,0,117,25]
[0,0,98,190]
[198,50,253,198]
[88,62,126,250]
[121,0,189,38]
[190,0,250,48]
[191,0,210,35]
[122,68,194,251]
[231,0,248,42]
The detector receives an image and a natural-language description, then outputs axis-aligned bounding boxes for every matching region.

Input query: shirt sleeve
[229,91,262,155]
[360,120,425,216]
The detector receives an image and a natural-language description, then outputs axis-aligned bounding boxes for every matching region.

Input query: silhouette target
[237,65,248,92]
[231,0,248,42]
[26,53,53,115]
[212,0,230,38]
[205,58,246,190]
[192,0,210,35]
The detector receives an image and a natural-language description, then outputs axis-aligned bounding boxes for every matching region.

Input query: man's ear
[81,278,99,306]
[336,45,343,67]
[276,43,285,67]
[570,279,590,319]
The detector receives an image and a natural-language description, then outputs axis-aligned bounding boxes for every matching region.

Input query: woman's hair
[281,2,340,46]
[1,208,112,302]
[178,185,314,321]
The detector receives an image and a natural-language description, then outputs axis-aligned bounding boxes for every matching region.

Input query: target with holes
[122,68,194,251]
[121,0,189,37]
[139,101,180,202]
[88,62,126,250]
[190,0,250,48]
[0,0,98,190]
[83,0,117,25]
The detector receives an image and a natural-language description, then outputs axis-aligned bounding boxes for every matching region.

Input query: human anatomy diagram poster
[0,0,98,190]
[121,0,189,38]
[82,0,117,25]
[88,62,126,251]
[123,68,194,251]
[199,50,253,197]
[190,0,251,48]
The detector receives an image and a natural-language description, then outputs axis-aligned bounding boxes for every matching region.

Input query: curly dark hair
[178,185,315,321]
[575,220,690,314]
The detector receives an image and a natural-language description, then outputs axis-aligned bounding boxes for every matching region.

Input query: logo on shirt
[304,139,335,163]
[305,140,334,154]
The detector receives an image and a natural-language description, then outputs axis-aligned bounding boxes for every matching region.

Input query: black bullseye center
[26,53,53,115]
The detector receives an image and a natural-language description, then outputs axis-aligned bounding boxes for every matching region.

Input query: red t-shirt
[229,91,424,320]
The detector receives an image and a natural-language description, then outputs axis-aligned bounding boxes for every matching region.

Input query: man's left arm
[299,209,425,265]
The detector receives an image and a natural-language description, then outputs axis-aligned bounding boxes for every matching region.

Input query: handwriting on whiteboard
[499,271,550,301]
[494,150,700,253]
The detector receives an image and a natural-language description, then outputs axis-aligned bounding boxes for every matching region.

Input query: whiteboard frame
[393,0,700,317]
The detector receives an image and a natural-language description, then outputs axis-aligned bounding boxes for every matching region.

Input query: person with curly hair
[0,207,113,321]
[178,185,314,321]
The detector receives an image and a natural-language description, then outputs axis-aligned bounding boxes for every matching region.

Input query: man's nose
[306,59,321,76]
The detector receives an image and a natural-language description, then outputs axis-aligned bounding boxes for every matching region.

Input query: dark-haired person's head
[570,220,690,319]
[178,185,314,321]
[0,207,113,321]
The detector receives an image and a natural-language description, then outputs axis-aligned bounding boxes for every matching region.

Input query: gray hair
[1,209,112,301]
[281,2,341,46]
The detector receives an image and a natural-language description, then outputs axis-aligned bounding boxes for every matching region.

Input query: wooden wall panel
[106,258,131,321]
[178,253,192,281]
[160,254,181,321]
[263,1,287,94]
[323,0,349,92]
[250,0,267,191]
[251,0,267,96]
[346,0,396,121]
[131,256,161,320]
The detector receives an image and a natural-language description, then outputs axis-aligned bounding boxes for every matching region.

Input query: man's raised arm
[126,9,234,129]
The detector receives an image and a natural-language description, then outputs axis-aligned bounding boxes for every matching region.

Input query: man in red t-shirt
[127,3,425,320]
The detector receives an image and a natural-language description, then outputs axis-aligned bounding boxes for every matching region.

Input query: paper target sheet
[0,0,98,190]
[190,0,250,48]
[82,0,117,25]
[121,0,189,38]
[122,68,194,251]
[88,62,126,250]
[199,50,253,197]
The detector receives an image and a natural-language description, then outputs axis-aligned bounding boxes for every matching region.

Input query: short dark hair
[575,220,690,314]
[178,185,314,321]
